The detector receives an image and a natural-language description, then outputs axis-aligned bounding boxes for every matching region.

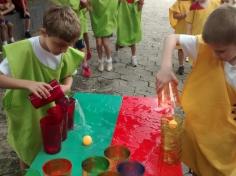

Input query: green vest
[2,39,84,165]
[89,0,118,37]
[117,1,142,46]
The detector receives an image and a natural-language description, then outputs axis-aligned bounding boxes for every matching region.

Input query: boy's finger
[43,83,53,91]
[40,86,51,98]
[34,91,42,99]
[156,81,164,94]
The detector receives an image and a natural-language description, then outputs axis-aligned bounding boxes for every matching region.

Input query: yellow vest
[181,36,236,176]
[169,0,191,34]
[186,0,220,35]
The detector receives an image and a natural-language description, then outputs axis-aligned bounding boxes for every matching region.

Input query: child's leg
[113,43,119,63]
[6,21,15,43]
[131,44,137,67]
[96,37,105,72]
[102,37,112,71]
[24,17,31,38]
[83,32,91,60]
[75,39,91,77]
[177,49,184,75]
[0,21,8,45]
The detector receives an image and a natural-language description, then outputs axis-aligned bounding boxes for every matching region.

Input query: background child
[51,0,92,78]
[0,5,84,170]
[0,0,15,45]
[76,7,92,77]
[186,0,220,35]
[156,5,236,176]
[169,0,191,75]
[12,0,31,38]
[115,0,144,67]
[89,0,118,72]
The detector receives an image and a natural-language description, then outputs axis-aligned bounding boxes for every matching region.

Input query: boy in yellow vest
[0,5,84,170]
[169,0,191,75]
[186,0,220,35]
[185,0,220,64]
[156,5,236,176]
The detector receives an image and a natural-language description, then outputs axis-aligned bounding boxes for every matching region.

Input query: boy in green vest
[115,0,144,66]
[0,5,84,170]
[89,0,118,72]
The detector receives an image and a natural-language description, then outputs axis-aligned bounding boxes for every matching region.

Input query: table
[28,92,183,176]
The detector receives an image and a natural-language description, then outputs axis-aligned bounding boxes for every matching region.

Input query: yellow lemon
[83,135,93,146]
[168,119,178,129]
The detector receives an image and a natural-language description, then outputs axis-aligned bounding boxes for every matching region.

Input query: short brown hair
[202,5,236,45]
[43,5,80,42]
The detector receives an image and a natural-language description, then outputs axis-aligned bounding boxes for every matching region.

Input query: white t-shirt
[0,36,62,76]
[179,34,236,89]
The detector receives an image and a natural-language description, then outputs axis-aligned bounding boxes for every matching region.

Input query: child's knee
[6,22,14,28]
[0,22,7,30]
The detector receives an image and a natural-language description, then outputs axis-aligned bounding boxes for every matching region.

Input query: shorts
[74,39,85,50]
[95,33,113,38]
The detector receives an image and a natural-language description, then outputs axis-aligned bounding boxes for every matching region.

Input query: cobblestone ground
[0,0,191,175]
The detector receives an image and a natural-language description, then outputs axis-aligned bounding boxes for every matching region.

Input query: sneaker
[9,37,15,43]
[25,31,31,38]
[105,58,113,71]
[176,66,184,75]
[98,59,104,72]
[131,56,138,67]
[86,50,92,60]
[82,65,92,78]
[185,57,189,62]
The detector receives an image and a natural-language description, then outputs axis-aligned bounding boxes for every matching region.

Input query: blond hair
[43,5,80,42]
[202,5,236,45]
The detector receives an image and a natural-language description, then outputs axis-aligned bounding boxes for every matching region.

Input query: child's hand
[156,67,178,94]
[80,0,92,11]
[138,0,144,11]
[173,12,186,20]
[27,81,52,99]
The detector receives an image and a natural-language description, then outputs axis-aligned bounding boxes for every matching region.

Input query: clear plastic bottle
[161,107,184,164]
[158,82,184,165]
[158,81,180,108]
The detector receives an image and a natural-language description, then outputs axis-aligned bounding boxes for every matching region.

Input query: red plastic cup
[47,105,68,141]
[29,79,65,109]
[40,114,62,154]
[42,158,72,176]
[56,97,75,130]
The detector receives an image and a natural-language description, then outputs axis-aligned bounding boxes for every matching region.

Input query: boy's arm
[20,0,29,15]
[156,34,179,93]
[1,0,15,15]
[0,74,52,98]
[60,76,73,94]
